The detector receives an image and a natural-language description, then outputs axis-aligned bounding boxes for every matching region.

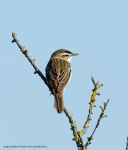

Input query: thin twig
[91,99,109,137]
[85,99,110,149]
[83,76,104,133]
[12,32,53,95]
[64,108,78,137]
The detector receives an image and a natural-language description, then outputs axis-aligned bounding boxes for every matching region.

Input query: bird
[45,49,79,114]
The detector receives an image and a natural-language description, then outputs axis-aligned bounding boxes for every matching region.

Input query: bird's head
[51,49,79,62]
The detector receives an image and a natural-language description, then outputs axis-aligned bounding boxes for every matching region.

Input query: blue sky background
[0,1,128,150]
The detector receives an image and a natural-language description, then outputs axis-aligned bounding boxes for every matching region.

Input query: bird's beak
[72,53,79,56]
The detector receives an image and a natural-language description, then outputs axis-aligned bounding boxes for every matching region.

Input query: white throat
[67,56,73,62]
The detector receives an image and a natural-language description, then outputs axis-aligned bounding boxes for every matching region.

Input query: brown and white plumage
[45,49,78,114]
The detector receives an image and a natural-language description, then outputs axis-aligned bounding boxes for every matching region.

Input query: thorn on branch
[34,71,38,74]
[12,39,16,43]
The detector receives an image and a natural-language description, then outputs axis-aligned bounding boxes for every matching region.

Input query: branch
[12,32,79,147]
[85,99,110,149]
[12,32,53,95]
[72,77,105,150]
[64,108,78,137]
[83,76,104,133]
[12,33,110,150]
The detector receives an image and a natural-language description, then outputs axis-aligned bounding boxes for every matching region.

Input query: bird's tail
[54,89,64,114]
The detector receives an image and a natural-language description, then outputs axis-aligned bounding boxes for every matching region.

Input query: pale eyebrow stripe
[62,53,72,56]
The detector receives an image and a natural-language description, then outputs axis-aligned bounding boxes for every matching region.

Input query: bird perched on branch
[45,49,79,114]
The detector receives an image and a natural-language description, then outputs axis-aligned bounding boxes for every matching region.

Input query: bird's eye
[65,54,69,57]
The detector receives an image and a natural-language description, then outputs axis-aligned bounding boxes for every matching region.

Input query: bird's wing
[57,67,71,92]
[46,60,72,92]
